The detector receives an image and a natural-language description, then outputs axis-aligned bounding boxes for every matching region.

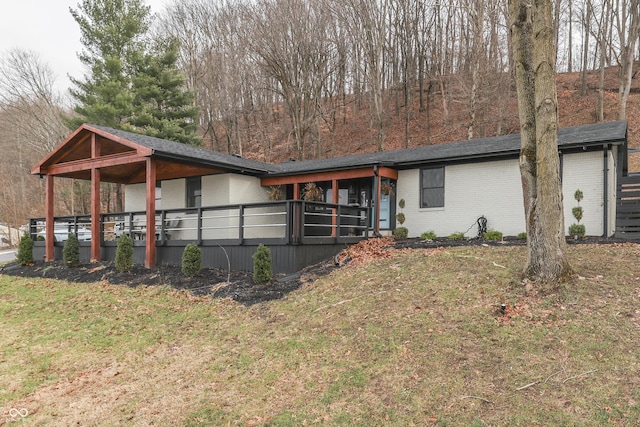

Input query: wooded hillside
[1,0,639,230]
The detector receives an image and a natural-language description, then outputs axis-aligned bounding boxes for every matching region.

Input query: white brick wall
[562,151,603,237]
[124,183,146,212]
[397,150,614,239]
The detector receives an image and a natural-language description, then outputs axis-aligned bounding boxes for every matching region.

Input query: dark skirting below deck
[33,239,355,274]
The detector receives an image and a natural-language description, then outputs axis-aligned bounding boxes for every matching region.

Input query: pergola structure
[30,124,268,267]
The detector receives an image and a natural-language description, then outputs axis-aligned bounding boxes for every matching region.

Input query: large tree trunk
[509,0,573,286]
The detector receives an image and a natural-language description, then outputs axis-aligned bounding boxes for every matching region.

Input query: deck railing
[29,200,369,246]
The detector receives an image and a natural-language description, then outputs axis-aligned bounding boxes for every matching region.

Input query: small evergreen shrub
[16,233,34,265]
[395,212,406,226]
[63,233,80,268]
[517,232,527,240]
[449,232,465,240]
[569,189,586,239]
[483,229,503,241]
[115,234,134,273]
[182,243,202,277]
[421,230,437,240]
[394,226,409,240]
[569,223,586,239]
[253,244,273,285]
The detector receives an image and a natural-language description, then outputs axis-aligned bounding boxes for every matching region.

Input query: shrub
[253,244,273,285]
[115,234,134,273]
[16,233,34,265]
[569,189,586,239]
[182,243,202,277]
[449,232,465,240]
[421,230,437,240]
[63,233,80,268]
[517,232,527,240]
[483,229,503,241]
[394,226,409,240]
[395,212,406,225]
[569,223,586,239]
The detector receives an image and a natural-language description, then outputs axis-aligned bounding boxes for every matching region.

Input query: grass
[1,244,640,425]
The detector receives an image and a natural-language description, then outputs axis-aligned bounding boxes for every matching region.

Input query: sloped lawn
[1,242,639,426]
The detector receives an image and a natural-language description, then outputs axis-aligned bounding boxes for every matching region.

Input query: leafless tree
[0,49,73,228]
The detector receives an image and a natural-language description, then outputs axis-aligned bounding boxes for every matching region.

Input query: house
[29,120,635,273]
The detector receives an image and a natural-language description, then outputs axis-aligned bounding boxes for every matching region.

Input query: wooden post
[90,168,101,261]
[331,179,338,237]
[145,158,156,268]
[45,175,54,262]
[90,134,101,262]
[293,183,300,200]
[375,172,381,235]
[293,183,301,243]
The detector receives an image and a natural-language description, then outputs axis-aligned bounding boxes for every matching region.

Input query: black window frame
[186,177,202,208]
[420,167,445,208]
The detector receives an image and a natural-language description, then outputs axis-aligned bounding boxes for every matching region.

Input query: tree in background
[69,0,150,128]
[509,0,573,286]
[69,0,200,145]
[130,37,201,145]
[0,49,71,226]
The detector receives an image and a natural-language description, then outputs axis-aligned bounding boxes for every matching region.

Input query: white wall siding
[561,151,604,237]
[124,183,146,212]
[398,150,614,239]
[397,159,525,238]
[161,179,186,210]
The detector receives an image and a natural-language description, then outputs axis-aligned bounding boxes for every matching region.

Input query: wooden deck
[30,200,370,274]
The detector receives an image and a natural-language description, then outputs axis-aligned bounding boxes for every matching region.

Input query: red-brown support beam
[45,175,54,262]
[293,182,300,200]
[331,179,338,237]
[90,167,101,261]
[90,134,101,262]
[145,157,157,268]
[375,173,381,235]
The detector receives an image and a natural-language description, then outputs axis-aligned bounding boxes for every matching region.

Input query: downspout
[603,144,609,237]
[373,166,381,237]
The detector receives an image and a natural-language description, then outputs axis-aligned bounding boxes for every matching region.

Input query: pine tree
[68,0,150,129]
[68,0,200,145]
[130,38,201,146]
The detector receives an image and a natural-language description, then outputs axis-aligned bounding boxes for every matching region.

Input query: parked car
[37,226,92,242]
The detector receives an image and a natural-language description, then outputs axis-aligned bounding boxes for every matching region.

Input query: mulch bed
[0,236,633,305]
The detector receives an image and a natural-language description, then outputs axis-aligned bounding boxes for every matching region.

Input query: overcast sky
[0,0,168,95]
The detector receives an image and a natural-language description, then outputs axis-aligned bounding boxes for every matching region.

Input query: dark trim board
[34,240,351,274]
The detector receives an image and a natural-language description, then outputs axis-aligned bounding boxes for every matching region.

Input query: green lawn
[1,243,639,426]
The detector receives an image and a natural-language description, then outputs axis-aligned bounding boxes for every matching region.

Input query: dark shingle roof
[268,120,627,175]
[90,121,627,177]
[90,124,273,175]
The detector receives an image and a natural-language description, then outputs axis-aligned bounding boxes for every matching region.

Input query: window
[186,177,201,208]
[420,167,444,208]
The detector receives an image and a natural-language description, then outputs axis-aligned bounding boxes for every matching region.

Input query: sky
[0,0,169,95]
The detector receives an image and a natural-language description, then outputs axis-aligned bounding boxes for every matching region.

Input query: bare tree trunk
[568,0,573,72]
[618,0,640,120]
[509,0,573,287]
[581,2,591,96]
